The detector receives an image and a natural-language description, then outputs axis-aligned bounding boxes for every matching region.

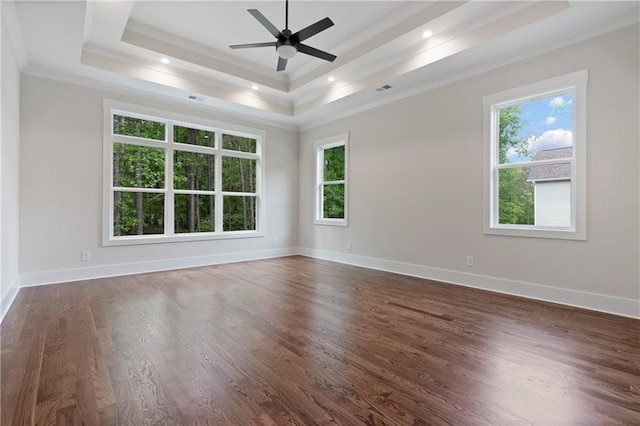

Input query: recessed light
[160,57,170,64]
[251,84,259,90]
[422,30,433,39]
[328,76,335,82]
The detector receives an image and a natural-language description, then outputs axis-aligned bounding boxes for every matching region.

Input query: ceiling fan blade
[293,17,334,42]
[247,9,281,38]
[230,42,277,49]
[277,56,288,72]
[297,44,337,62]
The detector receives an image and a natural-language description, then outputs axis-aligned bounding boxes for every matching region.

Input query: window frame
[483,70,587,240]
[103,99,265,246]
[314,133,349,226]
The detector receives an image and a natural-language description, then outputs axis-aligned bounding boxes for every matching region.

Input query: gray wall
[1,13,21,305]
[11,23,640,317]
[19,75,298,281]
[299,25,639,310]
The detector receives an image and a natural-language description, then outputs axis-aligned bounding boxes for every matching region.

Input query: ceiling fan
[229,0,337,72]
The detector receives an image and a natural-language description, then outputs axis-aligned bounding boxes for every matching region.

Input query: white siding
[534,181,571,227]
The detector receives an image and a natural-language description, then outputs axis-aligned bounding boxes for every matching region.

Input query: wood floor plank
[10,325,45,426]
[2,256,639,424]
[33,398,57,426]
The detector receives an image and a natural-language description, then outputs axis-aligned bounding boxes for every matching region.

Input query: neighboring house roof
[527,147,573,182]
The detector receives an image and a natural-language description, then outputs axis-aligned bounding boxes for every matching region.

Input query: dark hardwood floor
[1,256,639,425]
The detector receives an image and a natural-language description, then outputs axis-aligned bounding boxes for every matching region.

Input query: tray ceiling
[5,1,639,129]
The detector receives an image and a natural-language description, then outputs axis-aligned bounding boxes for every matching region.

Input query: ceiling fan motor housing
[276,29,298,59]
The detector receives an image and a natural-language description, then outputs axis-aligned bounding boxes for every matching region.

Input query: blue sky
[506,93,574,163]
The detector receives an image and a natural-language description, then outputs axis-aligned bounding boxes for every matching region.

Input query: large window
[315,133,348,226]
[483,70,587,240]
[103,100,263,245]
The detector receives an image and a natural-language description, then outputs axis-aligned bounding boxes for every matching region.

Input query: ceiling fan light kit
[276,31,298,59]
[229,0,337,71]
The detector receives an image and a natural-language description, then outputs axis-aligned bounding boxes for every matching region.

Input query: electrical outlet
[81,251,91,262]
[347,242,352,250]
[466,256,474,267]
[272,237,278,245]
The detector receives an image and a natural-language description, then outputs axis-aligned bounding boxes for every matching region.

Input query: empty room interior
[1,0,639,424]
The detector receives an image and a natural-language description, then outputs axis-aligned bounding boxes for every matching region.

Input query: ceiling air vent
[376,84,392,92]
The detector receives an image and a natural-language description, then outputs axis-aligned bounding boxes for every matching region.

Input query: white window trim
[314,133,349,226]
[482,70,587,240]
[102,99,265,246]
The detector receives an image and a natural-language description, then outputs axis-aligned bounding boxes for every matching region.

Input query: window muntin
[315,134,348,226]
[483,70,587,240]
[104,100,264,245]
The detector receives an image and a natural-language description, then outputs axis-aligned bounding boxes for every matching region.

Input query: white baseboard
[298,247,640,319]
[1,283,20,323]
[19,247,298,288]
[15,247,640,319]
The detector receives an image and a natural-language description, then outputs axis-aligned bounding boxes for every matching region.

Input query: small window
[104,100,264,246]
[483,70,587,240]
[315,133,348,226]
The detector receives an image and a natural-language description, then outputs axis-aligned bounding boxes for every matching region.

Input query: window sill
[484,225,585,241]
[103,231,264,246]
[314,219,348,227]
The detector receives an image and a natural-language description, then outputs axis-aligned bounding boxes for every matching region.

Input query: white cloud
[544,116,557,125]
[527,128,573,152]
[549,96,566,108]
[506,146,519,158]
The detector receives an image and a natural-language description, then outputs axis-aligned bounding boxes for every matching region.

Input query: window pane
[498,167,535,225]
[174,194,215,233]
[174,151,215,191]
[113,115,164,140]
[223,196,256,231]
[113,191,164,236]
[174,126,215,147]
[222,134,257,153]
[323,145,345,181]
[222,157,256,193]
[113,144,165,188]
[323,184,344,219]
[498,93,573,164]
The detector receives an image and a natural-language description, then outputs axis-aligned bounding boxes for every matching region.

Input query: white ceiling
[4,1,639,129]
